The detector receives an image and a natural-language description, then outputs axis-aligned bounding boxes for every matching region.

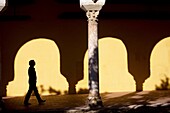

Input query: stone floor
[1,90,170,113]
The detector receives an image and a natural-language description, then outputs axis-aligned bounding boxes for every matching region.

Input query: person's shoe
[24,102,31,106]
[39,100,46,105]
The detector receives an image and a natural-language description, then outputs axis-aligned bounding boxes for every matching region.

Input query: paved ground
[1,90,170,113]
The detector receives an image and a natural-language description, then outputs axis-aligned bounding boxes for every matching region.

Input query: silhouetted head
[29,60,35,67]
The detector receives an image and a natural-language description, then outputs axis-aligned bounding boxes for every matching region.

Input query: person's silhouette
[24,60,46,106]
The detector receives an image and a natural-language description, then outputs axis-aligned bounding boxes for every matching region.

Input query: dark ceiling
[7,0,170,6]
[55,0,170,4]
[1,0,170,21]
[7,0,35,5]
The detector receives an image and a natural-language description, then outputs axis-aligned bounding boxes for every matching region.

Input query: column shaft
[87,10,103,108]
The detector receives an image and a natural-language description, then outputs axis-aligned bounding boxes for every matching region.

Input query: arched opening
[144,37,170,90]
[7,38,68,96]
[77,37,135,93]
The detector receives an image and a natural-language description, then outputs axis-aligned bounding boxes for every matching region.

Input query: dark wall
[1,0,170,96]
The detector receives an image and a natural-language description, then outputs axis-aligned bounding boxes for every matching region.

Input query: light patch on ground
[103,92,132,100]
[149,97,170,104]
[130,95,143,99]
[136,91,150,95]
[130,91,150,99]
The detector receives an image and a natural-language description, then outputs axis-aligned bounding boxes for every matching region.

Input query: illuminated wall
[77,37,136,93]
[7,38,68,96]
[144,37,170,90]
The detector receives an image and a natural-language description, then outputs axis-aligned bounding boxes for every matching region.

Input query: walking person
[24,60,46,106]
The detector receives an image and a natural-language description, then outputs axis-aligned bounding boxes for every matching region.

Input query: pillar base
[88,93,103,109]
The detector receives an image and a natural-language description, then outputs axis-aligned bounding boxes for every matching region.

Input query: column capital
[86,10,99,22]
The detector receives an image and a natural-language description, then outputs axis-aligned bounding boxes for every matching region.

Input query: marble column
[86,10,103,108]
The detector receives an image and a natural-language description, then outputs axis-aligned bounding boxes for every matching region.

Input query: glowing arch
[7,38,68,96]
[77,37,135,93]
[144,37,170,90]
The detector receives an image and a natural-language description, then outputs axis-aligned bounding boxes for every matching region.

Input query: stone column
[0,40,1,84]
[0,30,4,111]
[0,2,5,110]
[0,0,4,83]
[86,10,103,108]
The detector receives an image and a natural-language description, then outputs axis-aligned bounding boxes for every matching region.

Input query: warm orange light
[7,37,136,96]
[144,37,170,90]
[77,37,136,93]
[7,38,68,96]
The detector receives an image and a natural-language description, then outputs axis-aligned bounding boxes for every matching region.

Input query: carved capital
[86,10,99,22]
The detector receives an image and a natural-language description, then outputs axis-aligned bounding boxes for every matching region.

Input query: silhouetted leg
[24,86,33,105]
[34,86,46,104]
[33,86,42,102]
